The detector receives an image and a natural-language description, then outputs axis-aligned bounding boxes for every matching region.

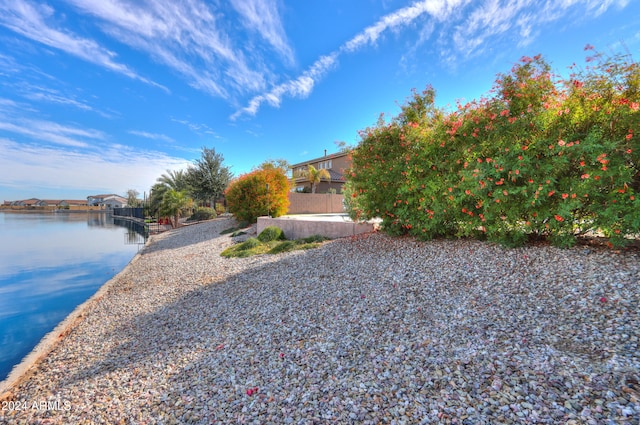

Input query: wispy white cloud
[0,116,104,148]
[449,0,630,59]
[342,0,463,53]
[234,0,632,118]
[171,118,219,137]
[22,87,93,111]
[0,95,103,148]
[64,0,270,97]
[230,0,295,65]
[231,52,338,120]
[128,130,174,143]
[0,137,191,196]
[232,0,456,119]
[0,0,165,90]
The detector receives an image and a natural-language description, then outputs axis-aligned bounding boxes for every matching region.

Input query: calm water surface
[0,212,144,382]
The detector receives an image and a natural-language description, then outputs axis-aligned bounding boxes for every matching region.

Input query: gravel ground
[0,217,638,424]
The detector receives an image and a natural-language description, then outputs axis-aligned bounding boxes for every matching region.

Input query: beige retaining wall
[287,193,344,214]
[257,215,377,240]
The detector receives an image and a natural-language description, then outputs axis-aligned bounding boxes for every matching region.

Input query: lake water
[0,211,144,382]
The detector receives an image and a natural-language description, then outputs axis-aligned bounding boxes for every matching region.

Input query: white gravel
[1,217,638,424]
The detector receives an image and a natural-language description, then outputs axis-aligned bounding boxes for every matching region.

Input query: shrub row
[347,50,639,247]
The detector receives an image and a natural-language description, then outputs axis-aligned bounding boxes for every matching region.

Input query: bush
[237,237,261,251]
[257,226,285,242]
[268,240,296,254]
[300,234,328,243]
[214,203,226,215]
[225,168,290,223]
[348,49,639,248]
[187,207,216,221]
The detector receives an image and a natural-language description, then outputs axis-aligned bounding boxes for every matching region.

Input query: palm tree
[149,169,191,218]
[157,169,190,192]
[306,165,331,193]
[159,189,193,228]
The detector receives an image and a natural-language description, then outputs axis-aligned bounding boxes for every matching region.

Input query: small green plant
[237,237,261,250]
[300,234,329,243]
[221,221,251,235]
[187,207,216,221]
[268,240,297,254]
[214,202,226,215]
[221,233,329,258]
[257,226,285,242]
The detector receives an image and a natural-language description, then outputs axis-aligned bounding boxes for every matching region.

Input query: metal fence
[113,207,144,219]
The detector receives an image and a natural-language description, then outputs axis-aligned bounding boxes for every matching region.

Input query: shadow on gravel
[55,229,640,423]
[140,217,239,254]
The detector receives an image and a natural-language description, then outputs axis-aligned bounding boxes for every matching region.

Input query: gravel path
[1,217,638,424]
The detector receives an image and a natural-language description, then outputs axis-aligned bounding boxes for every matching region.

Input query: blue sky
[0,0,639,201]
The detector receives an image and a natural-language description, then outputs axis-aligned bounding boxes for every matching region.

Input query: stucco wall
[258,216,376,240]
[287,193,344,214]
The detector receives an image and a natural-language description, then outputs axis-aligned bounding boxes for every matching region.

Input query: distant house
[15,198,44,207]
[87,194,128,209]
[59,200,88,207]
[290,150,351,193]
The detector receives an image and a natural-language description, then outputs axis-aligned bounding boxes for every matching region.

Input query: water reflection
[0,212,144,381]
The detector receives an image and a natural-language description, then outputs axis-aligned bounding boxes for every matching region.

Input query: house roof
[290,151,350,168]
[60,200,88,205]
[327,169,345,181]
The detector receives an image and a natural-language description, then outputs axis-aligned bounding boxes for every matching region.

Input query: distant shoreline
[0,208,107,213]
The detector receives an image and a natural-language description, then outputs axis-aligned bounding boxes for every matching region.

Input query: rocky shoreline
[1,217,638,424]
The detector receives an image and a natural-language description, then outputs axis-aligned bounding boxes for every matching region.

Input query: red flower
[600,297,607,303]
[562,193,569,199]
[554,215,564,222]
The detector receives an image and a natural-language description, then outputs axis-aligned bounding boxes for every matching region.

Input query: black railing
[113,207,144,219]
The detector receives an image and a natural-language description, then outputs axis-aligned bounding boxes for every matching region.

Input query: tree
[305,164,331,193]
[334,140,354,153]
[148,183,168,217]
[225,168,290,223]
[187,147,232,207]
[126,189,140,207]
[157,169,191,192]
[159,189,193,228]
[255,158,291,175]
[148,169,190,217]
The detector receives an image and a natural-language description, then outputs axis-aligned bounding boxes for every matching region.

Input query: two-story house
[290,150,351,193]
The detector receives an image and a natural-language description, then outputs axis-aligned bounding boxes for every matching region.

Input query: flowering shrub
[225,168,290,223]
[347,50,639,247]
